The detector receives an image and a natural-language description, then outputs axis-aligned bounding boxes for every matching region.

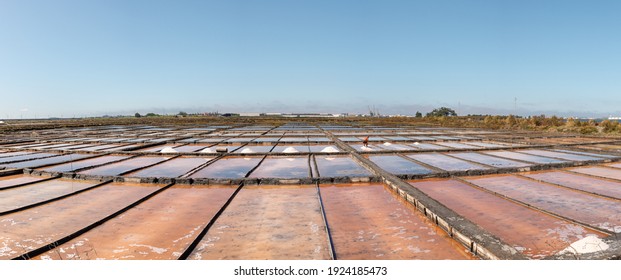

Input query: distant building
[239,113,261,117]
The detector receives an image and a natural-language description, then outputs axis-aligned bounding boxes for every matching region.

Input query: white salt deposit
[160,147,178,153]
[239,148,255,154]
[414,142,420,145]
[361,146,374,151]
[383,142,392,146]
[282,147,300,153]
[320,146,339,153]
[199,147,214,153]
[558,235,609,255]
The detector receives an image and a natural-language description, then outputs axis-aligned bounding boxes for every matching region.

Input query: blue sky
[1,0,620,118]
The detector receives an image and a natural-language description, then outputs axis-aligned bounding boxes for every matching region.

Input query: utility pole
[514,97,517,115]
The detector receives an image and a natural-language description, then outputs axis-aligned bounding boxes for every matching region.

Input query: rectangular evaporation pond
[35,184,237,260]
[406,153,488,171]
[198,145,240,153]
[0,174,48,190]
[188,185,331,260]
[409,179,606,259]
[461,141,506,148]
[569,166,621,181]
[432,136,461,141]
[99,144,142,152]
[0,153,92,169]
[309,145,340,153]
[197,138,226,143]
[518,149,604,161]
[248,156,309,178]
[0,153,57,164]
[524,171,621,200]
[406,143,447,150]
[52,143,98,151]
[178,138,200,143]
[433,142,480,149]
[6,143,50,149]
[375,143,416,151]
[384,136,412,141]
[482,151,567,164]
[272,145,310,153]
[367,155,432,175]
[278,137,308,142]
[339,137,362,142]
[588,144,621,151]
[129,157,212,178]
[233,145,274,154]
[0,182,162,260]
[253,137,281,143]
[0,178,99,213]
[172,144,210,153]
[0,151,33,159]
[224,137,256,143]
[552,149,617,158]
[351,144,383,152]
[449,152,531,168]
[32,143,76,150]
[308,137,330,142]
[39,155,131,173]
[315,156,372,177]
[189,157,262,179]
[75,144,123,151]
[136,145,178,152]
[320,183,474,259]
[464,175,621,233]
[409,136,438,141]
[78,156,170,176]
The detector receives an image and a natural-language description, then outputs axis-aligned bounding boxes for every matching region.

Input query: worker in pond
[363,136,369,147]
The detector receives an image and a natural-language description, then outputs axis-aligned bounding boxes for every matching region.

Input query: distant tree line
[409,107,620,135]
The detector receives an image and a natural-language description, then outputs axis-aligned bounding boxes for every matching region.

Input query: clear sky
[1,0,620,118]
